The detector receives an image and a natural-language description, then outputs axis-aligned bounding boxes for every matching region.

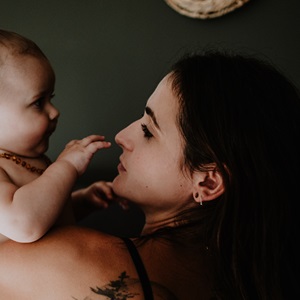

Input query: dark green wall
[1,0,300,235]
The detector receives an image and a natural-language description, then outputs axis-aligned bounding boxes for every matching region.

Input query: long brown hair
[167,49,300,299]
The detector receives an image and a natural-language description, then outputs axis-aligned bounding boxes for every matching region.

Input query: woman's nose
[115,122,135,151]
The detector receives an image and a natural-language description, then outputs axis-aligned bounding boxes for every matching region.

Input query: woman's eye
[141,123,153,139]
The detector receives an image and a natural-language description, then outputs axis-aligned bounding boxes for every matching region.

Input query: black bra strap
[122,238,154,300]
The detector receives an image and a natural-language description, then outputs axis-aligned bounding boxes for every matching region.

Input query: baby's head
[0,29,47,64]
[0,29,54,94]
[0,29,57,157]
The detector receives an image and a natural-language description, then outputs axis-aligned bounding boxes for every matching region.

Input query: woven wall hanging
[164,0,250,19]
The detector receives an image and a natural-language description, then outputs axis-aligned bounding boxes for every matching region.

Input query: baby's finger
[81,135,106,147]
[85,140,111,154]
[89,193,110,208]
[94,181,114,199]
[65,139,79,147]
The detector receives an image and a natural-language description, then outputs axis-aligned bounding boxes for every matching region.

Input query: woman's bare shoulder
[0,226,141,300]
[0,226,179,299]
[46,225,122,247]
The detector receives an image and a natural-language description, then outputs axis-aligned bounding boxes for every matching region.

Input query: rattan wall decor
[164,0,250,19]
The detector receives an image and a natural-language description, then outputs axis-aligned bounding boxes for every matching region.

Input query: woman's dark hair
[169,50,300,299]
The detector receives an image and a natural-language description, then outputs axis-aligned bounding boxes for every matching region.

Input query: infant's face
[0,54,59,157]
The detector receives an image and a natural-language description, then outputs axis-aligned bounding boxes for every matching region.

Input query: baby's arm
[71,181,128,221]
[0,135,110,243]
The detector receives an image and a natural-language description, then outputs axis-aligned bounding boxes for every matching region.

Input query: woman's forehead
[147,74,175,108]
[146,75,179,130]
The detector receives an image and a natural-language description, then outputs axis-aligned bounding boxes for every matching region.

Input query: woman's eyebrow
[145,106,160,129]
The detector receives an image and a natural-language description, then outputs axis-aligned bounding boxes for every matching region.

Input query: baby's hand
[56,135,111,176]
[81,181,129,210]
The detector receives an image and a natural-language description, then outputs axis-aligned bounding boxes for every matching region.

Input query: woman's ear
[192,165,225,204]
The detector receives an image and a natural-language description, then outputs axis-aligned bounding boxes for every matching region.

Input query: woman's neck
[142,216,176,235]
[141,202,199,235]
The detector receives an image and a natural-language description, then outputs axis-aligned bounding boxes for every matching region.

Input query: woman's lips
[117,162,126,172]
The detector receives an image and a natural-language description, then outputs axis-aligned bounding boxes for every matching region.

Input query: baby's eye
[141,123,153,139]
[33,98,44,108]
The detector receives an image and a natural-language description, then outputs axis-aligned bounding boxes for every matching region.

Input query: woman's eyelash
[141,123,153,139]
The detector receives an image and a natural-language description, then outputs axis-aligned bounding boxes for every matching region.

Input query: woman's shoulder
[43,226,178,299]
[43,225,133,273]
[0,225,145,300]
[47,225,122,246]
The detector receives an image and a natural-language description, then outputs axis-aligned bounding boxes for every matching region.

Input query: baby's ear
[192,164,225,204]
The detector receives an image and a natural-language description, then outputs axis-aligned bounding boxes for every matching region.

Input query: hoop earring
[194,192,203,206]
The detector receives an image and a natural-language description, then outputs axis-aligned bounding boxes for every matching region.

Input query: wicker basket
[164,0,250,19]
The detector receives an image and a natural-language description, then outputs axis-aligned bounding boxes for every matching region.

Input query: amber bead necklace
[0,152,51,174]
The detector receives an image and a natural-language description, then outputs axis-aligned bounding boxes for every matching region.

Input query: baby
[0,29,112,243]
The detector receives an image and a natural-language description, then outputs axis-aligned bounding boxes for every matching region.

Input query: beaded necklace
[0,152,51,174]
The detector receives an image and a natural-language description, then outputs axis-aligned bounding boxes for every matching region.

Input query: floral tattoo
[73,271,139,300]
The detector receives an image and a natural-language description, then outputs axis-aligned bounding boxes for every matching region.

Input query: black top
[122,238,154,300]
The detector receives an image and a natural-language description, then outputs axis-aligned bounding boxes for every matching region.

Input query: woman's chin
[112,176,127,197]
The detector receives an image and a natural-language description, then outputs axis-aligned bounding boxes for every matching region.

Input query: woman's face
[113,75,194,219]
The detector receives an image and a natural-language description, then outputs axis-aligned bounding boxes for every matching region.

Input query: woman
[0,50,299,299]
